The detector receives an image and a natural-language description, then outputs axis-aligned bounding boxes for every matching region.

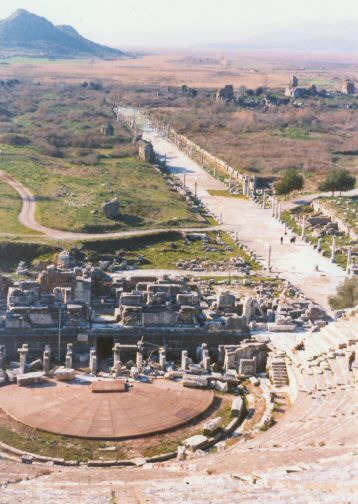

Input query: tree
[275,168,304,196]
[329,277,358,310]
[318,169,356,196]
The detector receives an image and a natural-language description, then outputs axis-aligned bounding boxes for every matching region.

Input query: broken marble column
[201,349,210,371]
[65,343,73,368]
[136,350,143,371]
[43,350,50,375]
[45,344,51,362]
[262,191,267,209]
[181,350,189,370]
[331,236,337,263]
[18,344,28,374]
[159,348,166,371]
[317,238,323,253]
[201,348,209,365]
[66,351,73,369]
[218,345,225,365]
[203,356,211,372]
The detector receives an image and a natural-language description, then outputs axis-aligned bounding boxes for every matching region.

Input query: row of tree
[274,168,356,196]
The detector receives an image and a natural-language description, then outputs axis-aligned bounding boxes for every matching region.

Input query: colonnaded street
[121,110,347,311]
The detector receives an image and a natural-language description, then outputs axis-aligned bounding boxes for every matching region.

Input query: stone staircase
[269,354,289,387]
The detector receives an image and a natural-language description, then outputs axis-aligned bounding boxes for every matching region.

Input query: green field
[0,57,90,65]
[0,82,203,235]
[0,147,200,233]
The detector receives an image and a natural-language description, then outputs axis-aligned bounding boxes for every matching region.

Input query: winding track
[0,169,216,241]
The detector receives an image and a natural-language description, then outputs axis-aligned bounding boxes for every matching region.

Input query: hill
[0,9,124,59]
[195,21,358,52]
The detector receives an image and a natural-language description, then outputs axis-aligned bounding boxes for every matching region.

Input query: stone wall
[0,326,250,360]
[312,199,358,240]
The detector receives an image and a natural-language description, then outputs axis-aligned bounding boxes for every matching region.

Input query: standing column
[218,345,225,366]
[159,348,166,371]
[0,345,5,370]
[113,343,121,373]
[43,349,50,375]
[331,236,337,263]
[271,198,276,218]
[277,203,282,221]
[224,349,230,372]
[347,246,352,272]
[45,344,51,362]
[18,344,28,374]
[268,245,272,270]
[317,238,323,253]
[181,350,189,370]
[66,345,73,369]
[262,191,267,209]
[242,177,247,196]
[90,349,97,375]
[246,177,251,196]
[301,216,306,238]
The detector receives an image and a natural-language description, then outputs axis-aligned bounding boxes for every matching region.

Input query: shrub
[275,168,304,196]
[319,169,356,195]
[1,133,30,146]
[329,277,358,310]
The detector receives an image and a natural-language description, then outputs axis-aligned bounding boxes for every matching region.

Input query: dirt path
[0,169,217,241]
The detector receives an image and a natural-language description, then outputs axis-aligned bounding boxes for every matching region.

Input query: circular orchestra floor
[0,378,214,439]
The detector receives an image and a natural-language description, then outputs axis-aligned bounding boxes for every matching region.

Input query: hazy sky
[0,0,357,47]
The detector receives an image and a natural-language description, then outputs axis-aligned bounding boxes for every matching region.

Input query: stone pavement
[0,379,213,439]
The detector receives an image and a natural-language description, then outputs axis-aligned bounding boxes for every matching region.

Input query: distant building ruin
[285,75,317,98]
[215,85,234,101]
[342,79,356,95]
